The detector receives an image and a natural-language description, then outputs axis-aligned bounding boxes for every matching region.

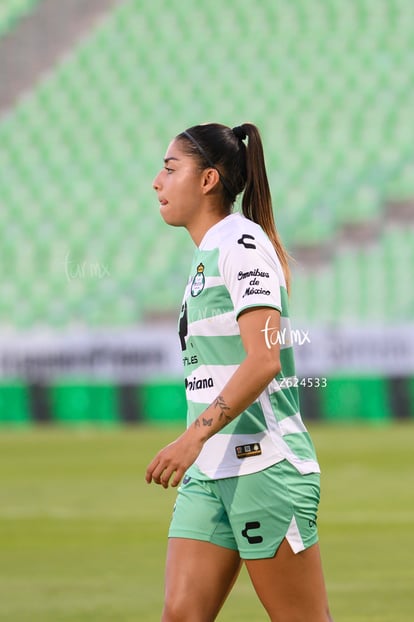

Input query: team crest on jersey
[191,263,205,297]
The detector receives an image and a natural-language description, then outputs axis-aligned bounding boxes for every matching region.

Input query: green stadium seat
[385,160,414,202]
[0,0,40,36]
[0,0,413,328]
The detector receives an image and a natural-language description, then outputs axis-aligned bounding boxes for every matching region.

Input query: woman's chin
[160,207,184,228]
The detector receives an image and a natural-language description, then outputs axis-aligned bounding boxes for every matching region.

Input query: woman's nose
[153,172,162,190]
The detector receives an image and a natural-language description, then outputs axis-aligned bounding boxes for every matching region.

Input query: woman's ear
[201,167,221,195]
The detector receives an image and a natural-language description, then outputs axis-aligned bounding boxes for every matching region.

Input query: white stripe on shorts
[285,515,305,554]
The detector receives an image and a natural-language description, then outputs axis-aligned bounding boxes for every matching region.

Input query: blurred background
[0,0,413,427]
[1,2,414,621]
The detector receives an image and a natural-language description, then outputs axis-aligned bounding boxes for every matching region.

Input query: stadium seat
[0,0,39,36]
[0,0,413,327]
[385,160,414,202]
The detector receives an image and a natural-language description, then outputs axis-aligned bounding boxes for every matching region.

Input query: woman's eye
[165,167,174,174]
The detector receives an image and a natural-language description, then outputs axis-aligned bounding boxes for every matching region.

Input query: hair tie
[232,125,247,141]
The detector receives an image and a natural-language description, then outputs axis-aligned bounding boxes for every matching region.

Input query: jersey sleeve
[220,232,282,319]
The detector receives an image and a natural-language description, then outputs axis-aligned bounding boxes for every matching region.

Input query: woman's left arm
[145,306,281,488]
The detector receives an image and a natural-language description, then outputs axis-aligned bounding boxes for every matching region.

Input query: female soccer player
[147,122,333,622]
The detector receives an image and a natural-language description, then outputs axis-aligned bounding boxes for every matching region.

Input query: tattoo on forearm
[214,395,232,425]
[193,396,232,432]
[194,417,213,428]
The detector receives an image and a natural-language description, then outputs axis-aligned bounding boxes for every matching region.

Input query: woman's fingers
[146,430,203,488]
[146,452,184,488]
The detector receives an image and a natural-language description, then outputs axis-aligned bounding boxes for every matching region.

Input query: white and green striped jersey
[179,213,320,480]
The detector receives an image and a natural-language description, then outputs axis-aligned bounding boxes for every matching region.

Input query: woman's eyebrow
[164,156,180,164]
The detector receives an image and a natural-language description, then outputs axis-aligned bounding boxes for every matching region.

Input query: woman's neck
[187,209,229,247]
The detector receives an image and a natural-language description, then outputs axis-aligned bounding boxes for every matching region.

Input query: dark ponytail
[178,122,291,293]
[238,123,291,294]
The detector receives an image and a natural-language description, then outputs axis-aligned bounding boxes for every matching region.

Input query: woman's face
[153,139,204,228]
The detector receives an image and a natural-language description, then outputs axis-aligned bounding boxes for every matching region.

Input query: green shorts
[169,459,320,559]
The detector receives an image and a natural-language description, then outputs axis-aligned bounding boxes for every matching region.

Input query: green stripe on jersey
[278,347,296,377]
[189,334,246,368]
[280,286,289,318]
[187,285,233,323]
[281,431,317,462]
[231,401,268,434]
[268,388,299,422]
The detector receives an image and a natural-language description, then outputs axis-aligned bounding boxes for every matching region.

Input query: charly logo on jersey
[237,234,256,249]
[191,263,205,297]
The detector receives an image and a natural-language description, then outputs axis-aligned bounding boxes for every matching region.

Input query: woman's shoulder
[219,213,275,254]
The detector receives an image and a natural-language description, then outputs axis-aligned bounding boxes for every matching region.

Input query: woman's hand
[145,427,205,489]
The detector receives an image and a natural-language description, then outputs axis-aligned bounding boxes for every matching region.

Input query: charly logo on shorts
[241,521,263,544]
[191,263,205,297]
